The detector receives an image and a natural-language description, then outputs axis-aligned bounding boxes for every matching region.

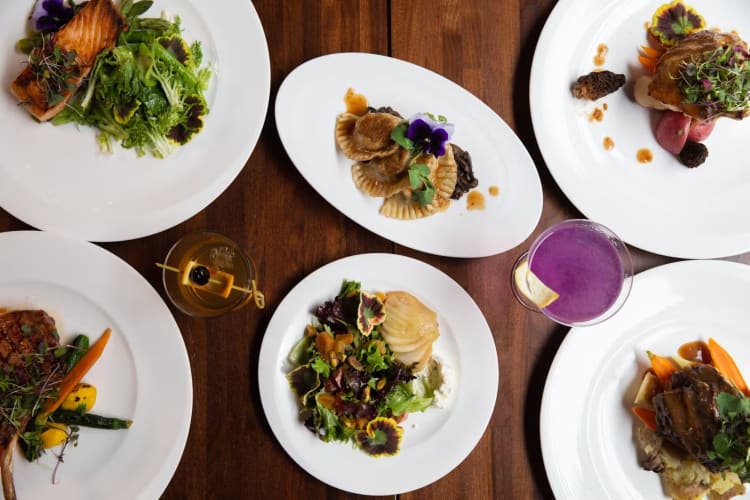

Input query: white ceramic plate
[0,231,191,500]
[275,52,542,258]
[541,259,750,499]
[258,253,498,495]
[530,0,750,259]
[0,0,270,242]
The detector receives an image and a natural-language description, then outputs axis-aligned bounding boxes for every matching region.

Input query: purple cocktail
[513,219,633,326]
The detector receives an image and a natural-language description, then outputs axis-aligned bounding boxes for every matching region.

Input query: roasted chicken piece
[0,310,66,500]
[10,0,126,121]
[649,30,749,121]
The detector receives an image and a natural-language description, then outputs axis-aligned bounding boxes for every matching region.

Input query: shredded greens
[707,392,750,481]
[22,0,212,158]
[287,280,439,456]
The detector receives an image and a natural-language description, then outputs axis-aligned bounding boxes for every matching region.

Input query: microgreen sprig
[27,34,79,107]
[707,392,750,481]
[678,44,750,118]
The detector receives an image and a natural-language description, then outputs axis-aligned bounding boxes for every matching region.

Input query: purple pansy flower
[406,113,454,157]
[31,0,75,33]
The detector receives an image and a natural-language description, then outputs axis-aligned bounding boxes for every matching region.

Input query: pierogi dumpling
[335,111,404,161]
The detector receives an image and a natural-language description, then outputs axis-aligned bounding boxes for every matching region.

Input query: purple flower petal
[31,0,74,33]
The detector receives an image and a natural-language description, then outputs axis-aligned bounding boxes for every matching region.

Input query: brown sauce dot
[594,43,608,66]
[678,340,711,364]
[343,88,368,115]
[603,102,608,111]
[488,185,500,197]
[637,148,653,163]
[603,137,615,150]
[589,107,604,122]
[466,190,485,211]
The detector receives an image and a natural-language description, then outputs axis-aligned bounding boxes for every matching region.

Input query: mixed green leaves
[678,45,750,117]
[708,392,750,481]
[46,1,211,158]
[287,280,437,455]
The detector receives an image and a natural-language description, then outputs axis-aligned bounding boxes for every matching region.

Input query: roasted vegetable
[61,383,97,412]
[51,410,132,430]
[67,334,90,371]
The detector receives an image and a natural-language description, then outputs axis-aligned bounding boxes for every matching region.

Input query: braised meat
[649,30,749,121]
[653,365,739,471]
[0,310,66,500]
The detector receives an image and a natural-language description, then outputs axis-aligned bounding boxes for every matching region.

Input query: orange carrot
[647,351,678,384]
[41,328,111,418]
[707,337,750,396]
[632,406,658,432]
[640,44,663,58]
[638,54,657,74]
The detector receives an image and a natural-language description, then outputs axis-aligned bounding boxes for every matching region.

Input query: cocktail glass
[159,232,264,318]
[511,219,633,327]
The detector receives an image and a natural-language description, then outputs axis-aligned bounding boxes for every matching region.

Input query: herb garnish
[390,113,454,206]
[27,35,80,107]
[707,392,750,481]
[678,45,750,118]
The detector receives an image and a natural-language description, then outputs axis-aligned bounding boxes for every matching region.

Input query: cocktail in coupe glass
[159,232,264,318]
[511,219,633,327]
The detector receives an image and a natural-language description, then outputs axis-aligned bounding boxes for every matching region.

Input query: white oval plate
[530,0,750,259]
[258,253,498,495]
[275,53,542,258]
[0,231,191,500]
[0,0,270,242]
[541,259,750,499]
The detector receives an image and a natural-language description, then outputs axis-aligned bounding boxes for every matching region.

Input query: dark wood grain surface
[5,1,749,499]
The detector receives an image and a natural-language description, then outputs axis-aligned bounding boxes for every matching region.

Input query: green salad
[287,280,442,457]
[17,0,212,158]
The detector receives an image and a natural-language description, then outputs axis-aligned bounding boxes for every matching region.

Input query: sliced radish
[687,119,715,142]
[655,111,691,154]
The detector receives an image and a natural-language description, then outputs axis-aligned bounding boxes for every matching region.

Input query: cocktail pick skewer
[156,263,265,308]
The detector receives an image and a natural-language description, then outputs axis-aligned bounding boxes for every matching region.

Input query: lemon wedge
[513,260,560,308]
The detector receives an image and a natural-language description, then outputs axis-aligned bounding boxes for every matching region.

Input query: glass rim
[162,231,258,318]
[513,218,634,327]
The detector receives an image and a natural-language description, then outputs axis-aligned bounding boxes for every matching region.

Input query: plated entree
[335,89,478,219]
[10,0,211,158]
[634,1,750,167]
[287,280,448,457]
[632,338,750,499]
[0,310,130,498]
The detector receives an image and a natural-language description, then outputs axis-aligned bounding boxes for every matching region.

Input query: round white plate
[541,259,750,499]
[258,253,498,495]
[275,52,542,258]
[0,231,191,500]
[0,0,270,242]
[530,0,750,259]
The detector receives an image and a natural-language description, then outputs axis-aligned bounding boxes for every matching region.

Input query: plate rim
[257,252,499,495]
[275,51,542,258]
[539,259,750,499]
[0,0,270,242]
[529,0,750,259]
[0,230,192,499]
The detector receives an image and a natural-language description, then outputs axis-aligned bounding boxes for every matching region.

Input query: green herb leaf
[390,123,413,150]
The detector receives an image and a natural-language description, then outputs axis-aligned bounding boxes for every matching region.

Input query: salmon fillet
[649,30,749,121]
[10,0,126,122]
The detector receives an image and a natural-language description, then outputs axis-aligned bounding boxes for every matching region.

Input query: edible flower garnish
[405,112,454,157]
[679,45,750,117]
[649,0,705,47]
[390,113,454,206]
[356,291,386,337]
[31,0,75,33]
[355,417,403,457]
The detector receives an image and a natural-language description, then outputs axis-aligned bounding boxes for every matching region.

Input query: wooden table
[5,1,746,499]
